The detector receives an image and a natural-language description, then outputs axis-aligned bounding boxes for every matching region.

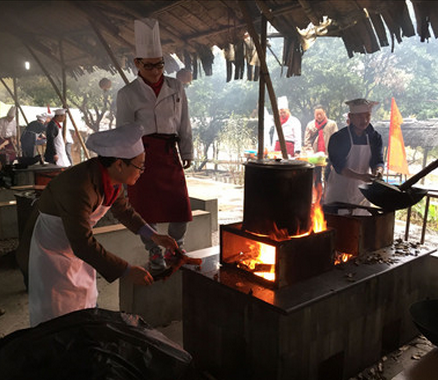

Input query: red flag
[47,104,51,114]
[387,98,409,175]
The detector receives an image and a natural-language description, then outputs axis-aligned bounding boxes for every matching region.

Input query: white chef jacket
[116,76,193,160]
[272,114,302,152]
[0,117,16,138]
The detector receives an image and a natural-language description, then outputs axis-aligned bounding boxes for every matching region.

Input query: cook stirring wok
[324,98,384,214]
[17,123,178,327]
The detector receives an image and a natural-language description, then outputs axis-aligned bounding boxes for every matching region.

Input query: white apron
[29,203,110,327]
[54,129,71,167]
[324,127,372,213]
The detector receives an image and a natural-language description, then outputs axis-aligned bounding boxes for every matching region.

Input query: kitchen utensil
[359,159,438,210]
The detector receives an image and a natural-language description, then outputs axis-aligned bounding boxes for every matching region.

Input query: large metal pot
[242,159,314,236]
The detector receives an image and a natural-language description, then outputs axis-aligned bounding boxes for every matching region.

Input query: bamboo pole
[239,2,288,159]
[12,77,21,153]
[24,44,90,159]
[89,21,130,85]
[0,78,28,125]
[257,14,267,160]
[60,40,68,142]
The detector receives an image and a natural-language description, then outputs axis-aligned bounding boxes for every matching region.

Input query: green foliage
[14,70,129,131]
[396,197,438,232]
[219,113,257,161]
[17,76,59,106]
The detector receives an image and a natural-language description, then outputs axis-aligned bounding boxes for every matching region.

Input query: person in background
[116,18,193,275]
[20,113,50,165]
[303,105,338,185]
[65,127,74,165]
[44,108,71,167]
[272,96,302,157]
[324,98,384,214]
[18,123,178,326]
[0,106,18,166]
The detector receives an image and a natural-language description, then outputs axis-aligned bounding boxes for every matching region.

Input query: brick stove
[220,222,335,289]
[181,159,438,380]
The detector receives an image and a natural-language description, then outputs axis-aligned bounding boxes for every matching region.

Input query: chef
[44,108,71,167]
[271,96,302,157]
[324,98,384,213]
[116,18,193,275]
[0,106,17,165]
[25,123,178,326]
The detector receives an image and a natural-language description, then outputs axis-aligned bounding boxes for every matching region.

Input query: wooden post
[12,77,20,154]
[60,40,68,142]
[257,14,267,160]
[239,1,288,159]
[25,44,90,159]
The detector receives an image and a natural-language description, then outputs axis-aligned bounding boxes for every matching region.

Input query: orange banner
[387,98,409,175]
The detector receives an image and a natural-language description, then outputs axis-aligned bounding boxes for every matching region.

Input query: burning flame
[238,241,276,281]
[334,252,354,265]
[311,182,327,233]
[238,183,329,281]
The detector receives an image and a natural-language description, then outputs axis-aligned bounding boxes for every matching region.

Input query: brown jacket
[16,158,146,284]
[303,119,338,154]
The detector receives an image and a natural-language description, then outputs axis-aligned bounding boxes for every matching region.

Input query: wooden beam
[239,2,288,159]
[0,77,28,126]
[88,21,130,85]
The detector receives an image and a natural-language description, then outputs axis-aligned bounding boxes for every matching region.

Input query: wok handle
[399,159,438,191]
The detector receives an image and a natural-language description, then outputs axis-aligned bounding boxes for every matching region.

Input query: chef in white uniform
[27,123,178,326]
[324,98,384,214]
[43,108,71,167]
[116,18,193,274]
[271,96,302,157]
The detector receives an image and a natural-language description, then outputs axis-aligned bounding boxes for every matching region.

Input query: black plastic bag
[0,308,193,380]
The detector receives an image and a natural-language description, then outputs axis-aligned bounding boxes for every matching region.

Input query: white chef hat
[54,108,66,116]
[345,98,379,114]
[37,114,48,122]
[135,18,163,58]
[277,96,289,110]
[85,123,145,159]
[7,106,16,118]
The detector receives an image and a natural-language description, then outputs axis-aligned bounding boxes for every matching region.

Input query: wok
[359,159,438,210]
[410,299,438,346]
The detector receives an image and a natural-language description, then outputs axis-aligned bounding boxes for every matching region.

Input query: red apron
[274,140,295,156]
[127,134,192,223]
[0,137,16,164]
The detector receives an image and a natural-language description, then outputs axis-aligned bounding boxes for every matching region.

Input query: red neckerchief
[55,120,62,129]
[139,73,164,97]
[98,161,121,206]
[280,114,289,125]
[315,118,328,153]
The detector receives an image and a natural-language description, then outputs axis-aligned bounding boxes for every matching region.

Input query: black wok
[410,299,438,346]
[359,159,438,210]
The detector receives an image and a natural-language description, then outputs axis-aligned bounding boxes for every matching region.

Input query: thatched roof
[0,0,437,81]
[374,119,438,149]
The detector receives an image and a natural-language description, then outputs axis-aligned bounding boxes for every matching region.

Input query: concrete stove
[182,244,438,380]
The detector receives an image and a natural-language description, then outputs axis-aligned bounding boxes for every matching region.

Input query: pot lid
[245,158,314,170]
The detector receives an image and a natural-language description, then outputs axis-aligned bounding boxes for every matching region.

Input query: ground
[0,175,437,379]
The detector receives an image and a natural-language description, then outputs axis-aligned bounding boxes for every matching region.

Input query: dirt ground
[1,175,437,379]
